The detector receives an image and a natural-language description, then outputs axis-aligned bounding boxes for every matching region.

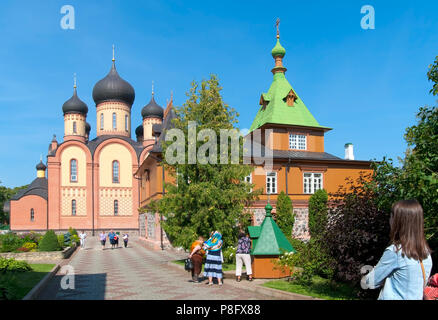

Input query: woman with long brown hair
[363,199,433,299]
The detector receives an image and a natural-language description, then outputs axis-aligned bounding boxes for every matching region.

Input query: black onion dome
[135,124,144,137]
[62,88,88,115]
[92,62,135,106]
[141,96,164,119]
[85,122,91,134]
[36,160,46,171]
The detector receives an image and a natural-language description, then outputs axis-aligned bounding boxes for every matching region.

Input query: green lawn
[263,276,359,300]
[172,259,239,272]
[1,263,55,300]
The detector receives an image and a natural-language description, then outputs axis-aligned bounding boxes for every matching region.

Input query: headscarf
[203,231,223,252]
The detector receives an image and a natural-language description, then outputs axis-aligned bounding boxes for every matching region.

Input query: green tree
[308,189,328,238]
[147,75,261,249]
[370,56,438,271]
[275,191,294,237]
[427,55,438,96]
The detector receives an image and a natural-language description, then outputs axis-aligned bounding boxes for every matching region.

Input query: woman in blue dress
[203,231,224,286]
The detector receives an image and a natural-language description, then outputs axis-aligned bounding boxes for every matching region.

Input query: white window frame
[70,159,78,182]
[289,133,307,150]
[244,173,252,192]
[303,172,323,194]
[266,172,277,194]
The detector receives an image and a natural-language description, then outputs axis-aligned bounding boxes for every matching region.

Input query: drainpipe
[92,157,95,236]
[286,156,290,195]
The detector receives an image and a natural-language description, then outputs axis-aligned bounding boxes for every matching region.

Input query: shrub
[38,230,61,252]
[275,191,295,237]
[0,233,23,252]
[222,246,236,264]
[0,257,32,273]
[325,175,390,286]
[68,227,78,237]
[0,273,20,300]
[63,232,71,246]
[19,232,41,244]
[57,235,65,249]
[308,189,328,238]
[22,242,37,252]
[277,238,335,285]
[70,234,80,246]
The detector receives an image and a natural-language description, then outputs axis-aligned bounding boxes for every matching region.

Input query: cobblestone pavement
[36,237,276,300]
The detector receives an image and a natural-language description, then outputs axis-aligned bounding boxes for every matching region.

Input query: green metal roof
[248,226,261,238]
[250,203,295,256]
[249,38,331,132]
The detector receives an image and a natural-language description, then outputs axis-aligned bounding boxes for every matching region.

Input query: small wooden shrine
[248,202,295,278]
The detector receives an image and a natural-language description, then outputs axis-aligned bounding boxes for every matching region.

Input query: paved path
[36,237,276,300]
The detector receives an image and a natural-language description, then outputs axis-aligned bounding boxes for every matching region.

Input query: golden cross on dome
[112,44,115,62]
[73,73,77,89]
[276,18,280,38]
[152,81,155,96]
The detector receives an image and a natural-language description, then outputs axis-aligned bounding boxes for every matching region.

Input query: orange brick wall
[10,195,47,231]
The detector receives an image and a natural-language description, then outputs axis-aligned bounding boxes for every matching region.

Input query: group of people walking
[100,230,129,250]
[76,230,129,250]
[188,230,253,286]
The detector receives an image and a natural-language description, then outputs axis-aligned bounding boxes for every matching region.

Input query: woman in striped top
[203,231,223,286]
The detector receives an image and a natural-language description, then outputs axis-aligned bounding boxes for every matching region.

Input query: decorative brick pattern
[99,187,132,216]
[61,187,87,216]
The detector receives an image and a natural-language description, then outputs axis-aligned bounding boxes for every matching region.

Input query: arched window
[100,113,104,130]
[112,160,119,183]
[70,159,77,182]
[112,113,117,130]
[125,114,128,131]
[114,200,119,216]
[73,121,77,134]
[30,208,34,222]
[72,200,77,216]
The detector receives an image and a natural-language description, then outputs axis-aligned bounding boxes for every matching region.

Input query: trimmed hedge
[38,230,61,252]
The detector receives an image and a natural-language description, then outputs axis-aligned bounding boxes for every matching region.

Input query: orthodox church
[9,50,171,235]
[9,29,372,246]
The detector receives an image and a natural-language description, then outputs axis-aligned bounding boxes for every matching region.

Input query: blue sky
[0,0,437,188]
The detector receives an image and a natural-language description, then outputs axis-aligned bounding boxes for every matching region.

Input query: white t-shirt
[79,233,87,240]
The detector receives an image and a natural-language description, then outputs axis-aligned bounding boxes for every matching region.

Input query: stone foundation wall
[292,208,310,241]
[248,206,310,241]
[12,229,139,237]
[0,245,77,262]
